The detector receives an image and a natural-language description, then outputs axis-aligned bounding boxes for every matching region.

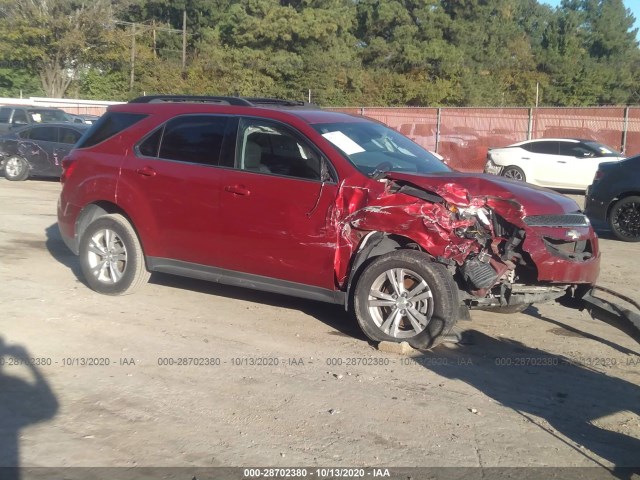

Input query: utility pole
[130,23,136,90]
[152,20,157,59]
[182,10,187,72]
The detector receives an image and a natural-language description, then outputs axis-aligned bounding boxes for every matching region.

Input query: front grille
[523,214,589,227]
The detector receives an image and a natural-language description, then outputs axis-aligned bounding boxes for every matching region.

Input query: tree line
[0,0,638,107]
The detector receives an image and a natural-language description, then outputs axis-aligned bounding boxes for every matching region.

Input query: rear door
[52,127,84,174]
[118,114,233,265]
[215,117,339,289]
[20,125,60,174]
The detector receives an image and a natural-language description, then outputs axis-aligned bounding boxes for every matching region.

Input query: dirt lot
[0,179,639,474]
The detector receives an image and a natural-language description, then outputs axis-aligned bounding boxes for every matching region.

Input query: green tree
[0,0,128,98]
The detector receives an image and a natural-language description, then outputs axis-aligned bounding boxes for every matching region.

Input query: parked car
[585,155,640,242]
[0,123,89,181]
[484,138,625,191]
[57,96,600,349]
[69,114,101,125]
[0,106,73,135]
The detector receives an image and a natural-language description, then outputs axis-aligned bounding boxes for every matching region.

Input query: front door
[216,117,339,290]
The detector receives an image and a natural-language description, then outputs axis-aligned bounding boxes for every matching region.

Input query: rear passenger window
[158,116,228,165]
[523,141,558,154]
[12,110,28,125]
[59,127,82,144]
[77,112,147,149]
[0,108,11,123]
[236,118,322,181]
[29,126,58,142]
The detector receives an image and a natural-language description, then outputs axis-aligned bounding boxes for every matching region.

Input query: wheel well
[606,192,640,219]
[344,232,426,311]
[503,165,523,172]
[76,202,134,242]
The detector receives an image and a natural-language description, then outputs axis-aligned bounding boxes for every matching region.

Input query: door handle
[136,166,157,177]
[521,157,530,160]
[557,161,567,164]
[224,184,251,196]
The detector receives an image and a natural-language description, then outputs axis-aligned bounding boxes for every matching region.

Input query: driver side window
[559,143,594,158]
[235,119,323,181]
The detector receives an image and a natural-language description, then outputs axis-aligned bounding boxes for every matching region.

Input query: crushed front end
[336,173,599,311]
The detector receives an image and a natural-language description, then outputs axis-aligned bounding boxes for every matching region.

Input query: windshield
[313,121,451,176]
[584,141,622,158]
[29,109,70,123]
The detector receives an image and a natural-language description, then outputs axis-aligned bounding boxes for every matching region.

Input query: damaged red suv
[58,96,600,349]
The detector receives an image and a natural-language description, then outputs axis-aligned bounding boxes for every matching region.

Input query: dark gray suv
[0,106,72,135]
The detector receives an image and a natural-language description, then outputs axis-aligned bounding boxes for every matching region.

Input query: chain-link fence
[331,106,640,172]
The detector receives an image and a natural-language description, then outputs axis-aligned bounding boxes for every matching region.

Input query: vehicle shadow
[150,272,367,341]
[424,330,640,475]
[44,223,84,282]
[524,305,640,356]
[0,337,58,480]
[43,222,365,341]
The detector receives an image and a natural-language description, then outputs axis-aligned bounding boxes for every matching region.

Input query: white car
[484,138,625,190]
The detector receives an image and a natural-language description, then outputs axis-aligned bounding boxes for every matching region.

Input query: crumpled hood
[387,172,580,217]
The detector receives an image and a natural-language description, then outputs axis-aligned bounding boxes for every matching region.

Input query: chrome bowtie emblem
[566,229,580,240]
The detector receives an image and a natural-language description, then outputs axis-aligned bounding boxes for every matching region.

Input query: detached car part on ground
[57,97,600,350]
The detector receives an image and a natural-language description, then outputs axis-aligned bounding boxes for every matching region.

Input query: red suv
[58,96,600,349]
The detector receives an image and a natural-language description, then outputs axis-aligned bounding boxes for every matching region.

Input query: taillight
[593,169,604,182]
[60,157,76,184]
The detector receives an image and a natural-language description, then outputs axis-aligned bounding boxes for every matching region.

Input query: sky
[542,0,640,36]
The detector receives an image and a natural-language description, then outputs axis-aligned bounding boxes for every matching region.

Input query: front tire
[354,250,459,350]
[609,196,640,242]
[4,156,29,181]
[79,214,150,295]
[502,165,526,182]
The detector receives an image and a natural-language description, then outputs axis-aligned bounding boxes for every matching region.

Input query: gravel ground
[0,179,638,475]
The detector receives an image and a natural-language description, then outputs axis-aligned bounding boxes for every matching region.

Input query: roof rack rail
[244,97,313,108]
[128,95,253,106]
[128,95,318,109]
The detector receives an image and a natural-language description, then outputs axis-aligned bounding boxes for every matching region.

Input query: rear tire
[354,250,459,350]
[502,165,526,182]
[609,196,640,242]
[4,156,29,181]
[79,214,150,295]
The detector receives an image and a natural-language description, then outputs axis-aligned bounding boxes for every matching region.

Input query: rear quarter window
[76,112,147,149]
[0,108,12,123]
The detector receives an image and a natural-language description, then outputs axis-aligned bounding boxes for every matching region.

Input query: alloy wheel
[86,228,128,284]
[367,268,434,339]
[613,200,640,239]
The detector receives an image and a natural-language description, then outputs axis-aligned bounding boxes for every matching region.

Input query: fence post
[527,108,534,140]
[436,108,442,153]
[622,106,630,155]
